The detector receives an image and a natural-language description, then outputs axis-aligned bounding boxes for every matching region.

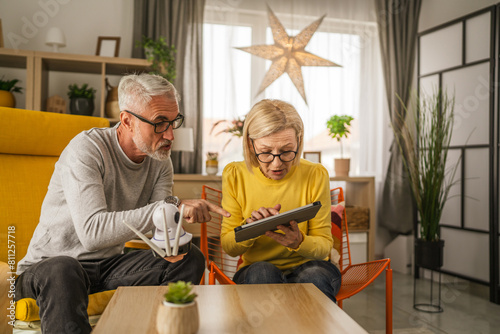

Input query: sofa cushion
[15,290,116,322]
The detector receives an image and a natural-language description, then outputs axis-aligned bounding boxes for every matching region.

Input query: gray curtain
[374,0,422,234]
[133,0,205,174]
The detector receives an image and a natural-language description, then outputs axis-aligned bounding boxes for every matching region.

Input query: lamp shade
[45,27,66,52]
[172,128,194,152]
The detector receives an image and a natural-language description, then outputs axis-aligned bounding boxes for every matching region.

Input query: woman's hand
[265,221,304,249]
[245,204,281,224]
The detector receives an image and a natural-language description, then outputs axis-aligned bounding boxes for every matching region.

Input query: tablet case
[234,201,322,242]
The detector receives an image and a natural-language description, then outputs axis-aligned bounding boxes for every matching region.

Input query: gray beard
[133,127,171,161]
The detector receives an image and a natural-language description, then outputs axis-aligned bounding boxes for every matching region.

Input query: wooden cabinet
[0,48,151,120]
[173,174,376,261]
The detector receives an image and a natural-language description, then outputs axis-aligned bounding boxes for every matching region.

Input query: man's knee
[29,256,88,288]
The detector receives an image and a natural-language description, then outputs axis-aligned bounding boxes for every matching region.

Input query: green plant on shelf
[0,77,23,93]
[67,83,96,99]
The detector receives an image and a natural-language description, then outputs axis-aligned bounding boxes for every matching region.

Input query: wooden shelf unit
[0,48,151,118]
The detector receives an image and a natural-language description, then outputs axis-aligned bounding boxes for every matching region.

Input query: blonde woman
[221,99,341,302]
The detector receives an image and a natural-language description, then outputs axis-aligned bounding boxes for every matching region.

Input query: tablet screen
[234,201,322,242]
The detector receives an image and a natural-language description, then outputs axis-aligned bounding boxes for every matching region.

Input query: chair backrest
[0,107,109,264]
[330,187,352,272]
[200,185,239,279]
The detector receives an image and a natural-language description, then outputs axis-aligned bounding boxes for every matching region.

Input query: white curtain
[203,0,389,192]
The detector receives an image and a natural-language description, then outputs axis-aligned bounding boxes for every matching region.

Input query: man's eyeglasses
[251,140,298,163]
[123,110,184,134]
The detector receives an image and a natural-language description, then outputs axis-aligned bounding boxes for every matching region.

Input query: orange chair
[200,185,238,285]
[200,185,393,334]
[331,187,392,334]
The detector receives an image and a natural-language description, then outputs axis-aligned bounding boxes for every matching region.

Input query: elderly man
[15,73,229,334]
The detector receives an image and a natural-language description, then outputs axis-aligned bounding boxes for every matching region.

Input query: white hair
[118,73,179,114]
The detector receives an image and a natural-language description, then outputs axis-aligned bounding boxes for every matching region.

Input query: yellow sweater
[221,159,332,271]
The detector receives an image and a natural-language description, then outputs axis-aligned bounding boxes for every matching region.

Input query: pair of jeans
[14,246,205,334]
[233,260,342,302]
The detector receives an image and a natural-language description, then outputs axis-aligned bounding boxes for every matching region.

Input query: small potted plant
[0,77,23,108]
[136,36,177,82]
[326,114,354,176]
[206,152,219,175]
[67,83,96,116]
[156,281,199,334]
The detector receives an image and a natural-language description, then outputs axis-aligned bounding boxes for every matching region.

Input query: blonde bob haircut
[243,99,304,172]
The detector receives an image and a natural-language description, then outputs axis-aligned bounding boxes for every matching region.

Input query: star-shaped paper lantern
[236,5,341,105]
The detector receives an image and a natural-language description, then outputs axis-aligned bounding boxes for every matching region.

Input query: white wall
[0,0,134,111]
[0,0,134,56]
[419,0,497,32]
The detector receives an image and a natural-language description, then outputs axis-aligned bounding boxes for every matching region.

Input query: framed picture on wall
[96,36,121,57]
[303,151,321,163]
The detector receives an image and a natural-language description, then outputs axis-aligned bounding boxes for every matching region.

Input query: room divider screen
[417,4,499,304]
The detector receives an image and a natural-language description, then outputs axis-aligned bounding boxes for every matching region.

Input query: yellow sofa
[0,107,112,332]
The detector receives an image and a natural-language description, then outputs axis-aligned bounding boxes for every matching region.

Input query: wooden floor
[343,271,500,333]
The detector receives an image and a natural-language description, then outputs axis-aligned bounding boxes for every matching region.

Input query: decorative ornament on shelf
[156,281,199,334]
[0,76,23,108]
[210,117,245,151]
[45,27,66,52]
[235,5,341,105]
[206,152,219,175]
[326,114,354,177]
[105,78,120,119]
[46,95,66,114]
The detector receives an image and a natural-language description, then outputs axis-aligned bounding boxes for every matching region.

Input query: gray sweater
[17,124,173,275]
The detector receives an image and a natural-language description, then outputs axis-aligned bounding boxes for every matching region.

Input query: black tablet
[234,201,322,242]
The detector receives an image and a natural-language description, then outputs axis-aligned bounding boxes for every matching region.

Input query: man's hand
[265,221,304,249]
[180,199,230,224]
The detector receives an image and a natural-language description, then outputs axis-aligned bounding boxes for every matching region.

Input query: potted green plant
[136,36,177,82]
[392,90,458,270]
[0,77,23,108]
[326,114,354,176]
[156,281,199,334]
[67,83,96,116]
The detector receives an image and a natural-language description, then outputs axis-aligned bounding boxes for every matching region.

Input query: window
[203,9,383,176]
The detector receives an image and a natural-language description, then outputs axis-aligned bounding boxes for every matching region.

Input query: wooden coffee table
[93,283,367,333]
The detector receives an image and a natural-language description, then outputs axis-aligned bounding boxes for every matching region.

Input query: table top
[92,283,367,334]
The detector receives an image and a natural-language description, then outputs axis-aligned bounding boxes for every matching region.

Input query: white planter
[156,300,199,334]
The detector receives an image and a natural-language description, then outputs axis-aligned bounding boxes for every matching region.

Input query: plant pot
[156,300,199,334]
[334,158,350,177]
[206,160,218,175]
[415,239,444,270]
[0,91,16,108]
[70,98,94,116]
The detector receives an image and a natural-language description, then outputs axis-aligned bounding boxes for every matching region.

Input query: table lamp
[45,27,66,52]
[172,127,194,173]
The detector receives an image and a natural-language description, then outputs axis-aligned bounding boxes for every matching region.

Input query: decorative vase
[415,239,444,270]
[156,300,199,334]
[70,98,94,116]
[206,160,218,175]
[334,158,350,177]
[0,91,16,108]
[105,78,120,119]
